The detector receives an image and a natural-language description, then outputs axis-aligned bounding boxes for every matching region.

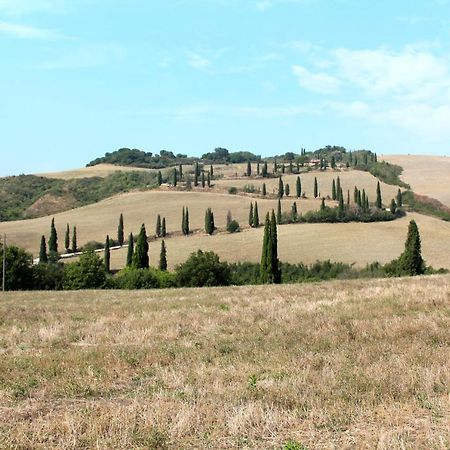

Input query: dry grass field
[382,155,450,207]
[107,212,450,271]
[0,276,449,449]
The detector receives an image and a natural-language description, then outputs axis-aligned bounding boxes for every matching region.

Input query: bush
[175,250,231,287]
[228,186,238,195]
[0,245,33,290]
[227,219,240,233]
[32,263,65,290]
[63,250,106,290]
[112,267,176,289]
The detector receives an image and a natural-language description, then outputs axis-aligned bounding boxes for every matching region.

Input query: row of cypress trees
[39,218,78,263]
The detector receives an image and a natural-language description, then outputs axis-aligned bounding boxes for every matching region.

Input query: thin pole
[2,234,6,292]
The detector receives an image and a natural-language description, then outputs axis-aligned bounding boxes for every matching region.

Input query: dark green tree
[397,189,403,207]
[336,176,341,201]
[291,202,298,221]
[63,250,106,290]
[260,211,280,284]
[321,197,326,210]
[39,236,48,264]
[276,198,282,224]
[118,213,124,246]
[257,162,260,175]
[194,162,199,186]
[161,217,167,237]
[126,233,134,267]
[210,164,214,177]
[253,202,259,228]
[156,214,162,237]
[314,177,318,198]
[332,179,337,200]
[207,172,211,187]
[376,181,382,209]
[330,155,336,169]
[249,202,254,227]
[285,184,290,197]
[262,161,268,177]
[262,183,267,196]
[338,188,345,217]
[205,208,215,234]
[173,168,178,186]
[48,218,58,255]
[398,220,425,275]
[72,226,77,253]
[185,207,190,235]
[296,176,301,198]
[157,171,162,186]
[354,186,358,204]
[104,235,110,273]
[133,224,149,269]
[159,240,167,271]
[246,161,252,177]
[0,245,33,290]
[226,210,232,229]
[179,164,183,180]
[65,224,70,251]
[390,198,397,214]
[278,176,284,198]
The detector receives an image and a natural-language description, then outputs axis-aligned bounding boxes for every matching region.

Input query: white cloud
[0,0,66,16]
[187,52,211,69]
[292,65,341,94]
[0,20,63,39]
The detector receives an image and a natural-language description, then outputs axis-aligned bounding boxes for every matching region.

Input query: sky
[1,0,450,175]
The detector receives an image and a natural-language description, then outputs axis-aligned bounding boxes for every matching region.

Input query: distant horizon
[2,0,450,176]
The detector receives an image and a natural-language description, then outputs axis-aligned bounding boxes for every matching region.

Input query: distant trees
[159,240,167,271]
[278,177,284,198]
[205,208,215,235]
[182,207,190,235]
[104,235,110,273]
[249,202,254,227]
[64,250,106,290]
[376,181,382,209]
[48,218,58,259]
[246,161,252,177]
[260,211,281,284]
[253,202,260,228]
[262,183,267,196]
[39,236,48,264]
[65,224,70,252]
[314,177,318,198]
[72,226,77,253]
[161,217,167,237]
[133,224,149,269]
[296,176,301,198]
[277,199,282,224]
[156,214,162,237]
[126,233,134,267]
[285,184,290,197]
[118,213,124,246]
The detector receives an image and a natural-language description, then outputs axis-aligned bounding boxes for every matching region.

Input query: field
[0,275,449,449]
[382,155,450,208]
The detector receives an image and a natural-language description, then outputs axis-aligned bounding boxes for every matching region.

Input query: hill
[1,275,448,449]
[382,155,450,208]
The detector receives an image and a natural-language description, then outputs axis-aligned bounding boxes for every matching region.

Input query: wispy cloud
[0,0,66,16]
[0,20,64,39]
[187,52,211,69]
[292,65,341,94]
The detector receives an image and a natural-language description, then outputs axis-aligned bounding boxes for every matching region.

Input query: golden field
[0,276,449,449]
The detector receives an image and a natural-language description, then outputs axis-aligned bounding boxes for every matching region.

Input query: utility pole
[2,234,5,292]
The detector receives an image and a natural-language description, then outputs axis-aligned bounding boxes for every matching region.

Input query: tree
[397,220,425,276]
[249,202,254,227]
[285,184,290,197]
[63,250,106,290]
[262,161,268,177]
[277,198,282,224]
[332,179,337,200]
[72,226,77,253]
[185,207,190,235]
[291,202,298,221]
[354,186,359,204]
[175,250,231,287]
[336,177,341,201]
[296,176,301,198]
[0,245,33,290]
[321,198,326,211]
[65,224,70,251]
[173,168,178,186]
[314,177,318,198]
[338,188,345,218]
[262,183,267,196]
[157,171,162,186]
[260,211,280,284]
[210,164,214,177]
[397,189,403,208]
[257,162,260,175]
[118,213,124,246]
[226,210,232,229]
[390,198,397,214]
[376,181,382,209]
[330,155,336,169]
[48,218,58,256]
[246,161,252,177]
[133,224,149,269]
[205,208,215,235]
[156,214,162,237]
[194,162,199,186]
[39,236,48,264]
[179,164,183,180]
[104,235,110,273]
[161,217,167,237]
[207,172,211,187]
[278,176,284,198]
[201,171,205,188]
[253,202,259,228]
[126,233,134,267]
[159,240,167,271]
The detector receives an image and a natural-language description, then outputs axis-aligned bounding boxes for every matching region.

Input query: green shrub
[63,250,106,290]
[228,186,238,194]
[227,219,240,233]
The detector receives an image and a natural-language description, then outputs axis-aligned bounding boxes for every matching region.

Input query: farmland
[0,275,448,449]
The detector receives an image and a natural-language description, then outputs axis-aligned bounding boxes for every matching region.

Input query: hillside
[382,155,450,208]
[1,276,449,449]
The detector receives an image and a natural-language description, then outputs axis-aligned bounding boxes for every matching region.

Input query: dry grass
[382,155,450,208]
[107,212,450,270]
[0,276,449,449]
[0,191,320,256]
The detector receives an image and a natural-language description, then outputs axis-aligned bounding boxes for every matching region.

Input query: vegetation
[260,211,281,284]
[402,191,450,221]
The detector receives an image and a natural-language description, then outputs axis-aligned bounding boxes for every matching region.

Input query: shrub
[32,263,65,290]
[0,245,33,290]
[227,219,240,233]
[63,250,106,290]
[228,186,238,194]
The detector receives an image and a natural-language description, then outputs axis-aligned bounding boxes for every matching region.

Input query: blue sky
[1,0,450,175]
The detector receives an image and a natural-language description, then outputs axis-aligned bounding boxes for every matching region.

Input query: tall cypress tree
[179,164,183,180]
[161,217,167,237]
[260,211,280,284]
[260,212,271,283]
[205,208,215,234]
[338,188,345,217]
[173,168,178,186]
[210,164,214,177]
[262,183,267,196]
[126,233,134,267]
[194,162,199,186]
[159,240,167,271]
[397,189,403,207]
[376,181,382,209]
[185,207,190,235]
[118,213,124,246]
[207,172,211,187]
[296,176,301,198]
[276,198,282,224]
[357,189,362,208]
[156,214,162,237]
[278,176,284,198]
[246,161,252,177]
[39,236,48,264]
[262,161,268,177]
[49,218,58,254]
[314,177,318,198]
[390,198,397,214]
[285,184,290,197]
[332,179,337,200]
[226,210,232,229]
[133,224,149,269]
[291,202,298,221]
[104,235,110,273]
[354,186,358,204]
[270,210,281,284]
[321,197,326,211]
[257,162,260,175]
[72,226,77,253]
[347,189,350,205]
[249,202,254,227]
[65,224,70,251]
[336,177,341,201]
[157,171,162,186]
[201,171,205,188]
[253,202,259,228]
[398,220,425,275]
[182,207,186,235]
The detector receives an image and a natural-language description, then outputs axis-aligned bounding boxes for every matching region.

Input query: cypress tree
[201,171,205,188]
[260,211,280,284]
[156,214,162,237]
[296,176,301,198]
[253,202,259,228]
[390,198,397,214]
[289,161,293,173]
[249,202,254,227]
[210,164,214,177]
[354,186,358,204]
[157,171,162,186]
[354,155,358,166]
[161,217,167,237]
[246,161,252,177]
[159,240,167,271]
[270,210,281,284]
[133,224,149,269]
[332,179,337,200]
[257,162,260,175]
[273,159,277,174]
[260,213,271,283]
[291,202,298,221]
[399,220,425,275]
[281,164,285,174]
[296,162,300,172]
[376,181,382,209]
[207,172,211,187]
[226,210,232,229]
[49,218,58,254]
[118,213,124,247]
[262,183,267,196]
[185,207,190,235]
[65,224,70,251]
[330,155,336,169]
[321,197,326,211]
[276,198,282,224]
[104,235,110,273]
[336,177,341,201]
[397,189,403,207]
[205,208,215,234]
[314,177,318,198]
[72,226,77,253]
[194,162,199,186]
[39,236,48,264]
[173,168,178,186]
[365,195,370,212]
[262,161,268,177]
[285,184,290,197]
[357,189,362,208]
[182,207,186,235]
[278,176,284,198]
[126,233,134,267]
[347,189,350,205]
[179,164,183,180]
[338,189,345,217]
[362,189,366,208]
